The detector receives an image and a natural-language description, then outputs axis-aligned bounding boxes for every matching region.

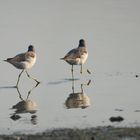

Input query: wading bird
[4,45,40,87]
[61,39,89,78]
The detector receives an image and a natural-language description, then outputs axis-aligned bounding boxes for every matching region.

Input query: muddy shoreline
[0,126,140,140]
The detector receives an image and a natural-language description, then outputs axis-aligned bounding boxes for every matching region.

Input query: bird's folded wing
[63,48,80,60]
[11,53,26,62]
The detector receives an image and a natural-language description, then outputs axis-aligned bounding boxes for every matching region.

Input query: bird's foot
[35,80,41,86]
[87,69,91,74]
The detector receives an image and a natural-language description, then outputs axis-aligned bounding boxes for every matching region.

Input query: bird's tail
[3,59,7,62]
[60,57,65,60]
[3,58,12,62]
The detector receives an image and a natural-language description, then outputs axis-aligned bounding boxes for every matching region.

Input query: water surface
[0,0,140,134]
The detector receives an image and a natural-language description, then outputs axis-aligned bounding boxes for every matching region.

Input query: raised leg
[80,65,91,74]
[16,70,24,87]
[25,70,40,85]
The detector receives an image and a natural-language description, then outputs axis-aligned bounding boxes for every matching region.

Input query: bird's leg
[71,65,74,80]
[25,70,40,85]
[72,77,75,93]
[87,69,91,74]
[16,70,24,87]
[80,64,83,74]
[80,65,91,74]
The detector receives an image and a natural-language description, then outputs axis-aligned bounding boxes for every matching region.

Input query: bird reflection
[65,79,91,109]
[10,83,39,125]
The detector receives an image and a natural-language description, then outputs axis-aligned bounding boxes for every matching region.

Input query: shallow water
[0,0,140,134]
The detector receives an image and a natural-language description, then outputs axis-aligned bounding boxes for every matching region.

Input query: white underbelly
[12,58,36,69]
[79,53,88,65]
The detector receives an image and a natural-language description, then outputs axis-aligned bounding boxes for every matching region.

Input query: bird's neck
[28,50,35,52]
[78,45,86,48]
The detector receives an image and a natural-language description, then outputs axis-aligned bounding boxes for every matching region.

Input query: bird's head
[28,45,35,52]
[78,39,86,47]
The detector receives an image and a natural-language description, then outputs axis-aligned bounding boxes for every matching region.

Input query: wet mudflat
[0,127,140,140]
